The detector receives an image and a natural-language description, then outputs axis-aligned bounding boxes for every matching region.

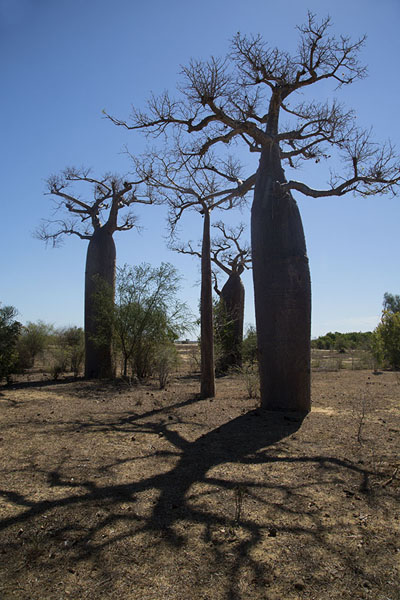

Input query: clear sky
[1,0,399,337]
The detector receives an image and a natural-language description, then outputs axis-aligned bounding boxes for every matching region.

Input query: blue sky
[1,0,399,337]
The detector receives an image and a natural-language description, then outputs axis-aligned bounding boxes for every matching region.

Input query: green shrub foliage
[242,325,258,364]
[57,326,85,376]
[311,331,373,351]
[0,304,22,383]
[18,320,53,367]
[373,309,400,370]
[92,263,192,379]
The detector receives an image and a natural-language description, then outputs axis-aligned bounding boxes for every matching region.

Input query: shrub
[49,347,69,380]
[0,304,22,383]
[114,263,192,379]
[57,326,84,376]
[19,321,53,367]
[374,310,400,370]
[155,343,180,389]
[90,263,192,379]
[370,330,384,371]
[242,326,258,364]
[237,362,260,399]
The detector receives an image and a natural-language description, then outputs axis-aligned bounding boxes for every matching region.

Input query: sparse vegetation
[0,304,22,383]
[3,11,399,600]
[154,343,180,389]
[0,365,398,600]
[237,361,260,399]
[242,325,258,365]
[57,326,85,377]
[373,295,400,370]
[311,331,373,351]
[91,262,191,380]
[18,320,54,367]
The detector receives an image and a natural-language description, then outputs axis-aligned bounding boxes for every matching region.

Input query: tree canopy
[107,12,400,201]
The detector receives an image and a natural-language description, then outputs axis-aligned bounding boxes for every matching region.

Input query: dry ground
[0,366,399,600]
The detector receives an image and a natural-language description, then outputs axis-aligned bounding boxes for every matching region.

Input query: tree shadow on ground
[0,397,389,600]
[0,375,84,390]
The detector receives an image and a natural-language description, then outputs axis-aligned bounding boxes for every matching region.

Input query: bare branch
[35,219,92,248]
[170,239,202,259]
[211,221,251,275]
[40,166,149,245]
[108,14,398,205]
[131,143,255,224]
[284,135,400,198]
[170,219,251,278]
[295,12,367,88]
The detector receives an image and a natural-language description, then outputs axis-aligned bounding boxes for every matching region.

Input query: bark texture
[251,142,311,412]
[218,272,245,372]
[84,227,116,378]
[200,208,216,398]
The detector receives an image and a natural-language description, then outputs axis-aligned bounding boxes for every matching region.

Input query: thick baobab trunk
[200,208,216,398]
[84,227,116,378]
[218,272,245,372]
[251,142,311,412]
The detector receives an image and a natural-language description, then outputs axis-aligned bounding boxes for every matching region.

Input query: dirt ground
[0,366,399,600]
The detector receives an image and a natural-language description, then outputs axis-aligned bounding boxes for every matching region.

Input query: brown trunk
[200,208,216,398]
[84,227,116,378]
[251,142,311,412]
[218,272,245,372]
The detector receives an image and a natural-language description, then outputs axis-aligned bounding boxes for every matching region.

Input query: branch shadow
[0,397,393,599]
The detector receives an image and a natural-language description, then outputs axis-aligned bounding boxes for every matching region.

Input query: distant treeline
[311,331,373,351]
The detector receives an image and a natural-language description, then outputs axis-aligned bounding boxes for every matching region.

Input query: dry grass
[0,366,399,600]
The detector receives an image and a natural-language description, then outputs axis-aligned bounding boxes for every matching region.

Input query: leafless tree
[107,13,400,411]
[176,221,251,373]
[37,167,150,378]
[133,148,254,397]
[212,221,251,372]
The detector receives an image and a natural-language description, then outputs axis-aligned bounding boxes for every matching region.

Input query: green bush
[242,325,258,364]
[49,347,69,380]
[18,321,53,367]
[383,292,400,313]
[92,262,192,379]
[0,304,22,383]
[374,310,400,370]
[311,331,373,351]
[57,326,85,376]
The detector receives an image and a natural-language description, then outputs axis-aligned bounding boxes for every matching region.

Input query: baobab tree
[133,149,254,397]
[175,221,251,373]
[37,167,149,378]
[212,222,251,373]
[108,13,400,412]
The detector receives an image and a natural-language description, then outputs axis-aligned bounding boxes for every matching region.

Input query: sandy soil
[0,368,399,600]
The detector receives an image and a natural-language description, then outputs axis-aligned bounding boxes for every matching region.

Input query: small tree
[374,310,400,370]
[0,305,22,383]
[383,292,400,314]
[109,263,191,379]
[19,320,53,367]
[242,325,258,365]
[370,329,384,372]
[57,326,85,377]
[37,167,151,378]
